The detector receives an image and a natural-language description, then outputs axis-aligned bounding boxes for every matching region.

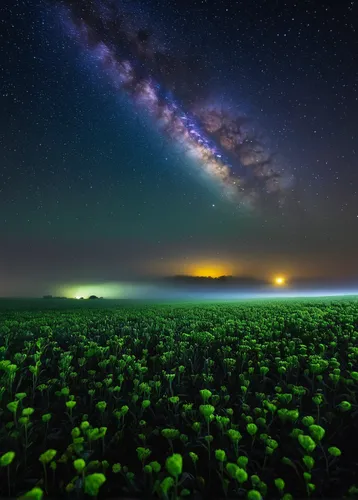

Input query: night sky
[1,0,357,297]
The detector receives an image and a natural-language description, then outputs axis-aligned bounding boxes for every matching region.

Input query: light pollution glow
[56,282,157,300]
[186,261,234,278]
[274,276,286,286]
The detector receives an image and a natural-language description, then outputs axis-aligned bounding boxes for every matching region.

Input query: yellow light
[193,267,224,278]
[190,261,231,278]
[274,276,285,286]
[75,296,82,300]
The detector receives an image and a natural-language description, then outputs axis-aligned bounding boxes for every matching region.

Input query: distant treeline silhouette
[163,275,269,286]
[43,295,103,300]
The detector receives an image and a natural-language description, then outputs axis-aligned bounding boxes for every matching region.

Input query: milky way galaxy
[56,0,293,209]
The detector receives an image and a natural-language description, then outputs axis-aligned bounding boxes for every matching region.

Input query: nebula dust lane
[55,0,293,210]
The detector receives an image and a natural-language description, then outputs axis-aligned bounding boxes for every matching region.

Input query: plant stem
[320,443,329,474]
[43,464,48,494]
[24,424,28,470]
[174,477,178,499]
[7,467,11,496]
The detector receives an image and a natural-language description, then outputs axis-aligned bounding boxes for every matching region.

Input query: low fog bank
[61,279,358,300]
[3,276,358,300]
[142,284,358,300]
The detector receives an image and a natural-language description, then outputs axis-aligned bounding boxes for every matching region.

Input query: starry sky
[0,0,357,297]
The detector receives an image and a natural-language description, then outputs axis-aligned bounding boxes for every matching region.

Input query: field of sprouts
[0,298,358,499]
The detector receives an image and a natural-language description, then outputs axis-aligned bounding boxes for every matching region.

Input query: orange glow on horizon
[189,261,233,278]
[274,276,286,286]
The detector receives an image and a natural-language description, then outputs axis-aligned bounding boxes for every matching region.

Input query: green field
[0,298,358,499]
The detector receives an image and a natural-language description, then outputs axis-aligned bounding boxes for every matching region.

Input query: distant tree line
[164,275,269,286]
[42,295,68,299]
[42,295,103,300]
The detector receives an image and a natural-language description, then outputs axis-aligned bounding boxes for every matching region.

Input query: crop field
[0,298,358,499]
